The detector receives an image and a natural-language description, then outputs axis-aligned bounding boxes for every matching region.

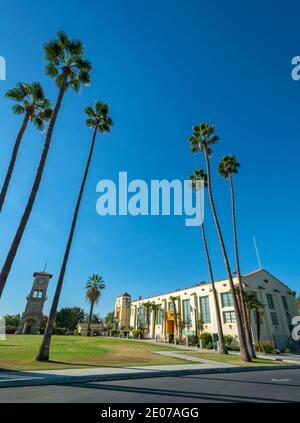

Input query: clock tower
[17,271,52,335]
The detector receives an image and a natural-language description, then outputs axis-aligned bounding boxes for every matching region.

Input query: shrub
[5,325,18,334]
[109,329,120,337]
[199,332,213,348]
[53,327,67,335]
[260,342,275,354]
[224,334,240,351]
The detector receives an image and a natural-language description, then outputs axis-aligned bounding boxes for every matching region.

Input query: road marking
[271,378,292,382]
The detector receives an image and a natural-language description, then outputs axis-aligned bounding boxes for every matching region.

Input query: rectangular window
[137,306,142,325]
[156,306,162,325]
[182,299,191,324]
[281,296,289,312]
[168,302,174,312]
[223,311,236,323]
[221,292,233,307]
[266,294,274,309]
[270,312,279,325]
[199,296,211,323]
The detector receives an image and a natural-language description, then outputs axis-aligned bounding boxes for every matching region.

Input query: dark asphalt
[0,368,300,403]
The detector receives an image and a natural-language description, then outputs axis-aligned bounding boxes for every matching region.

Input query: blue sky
[0,0,299,318]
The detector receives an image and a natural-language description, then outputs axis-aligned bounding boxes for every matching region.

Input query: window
[137,306,142,325]
[281,296,289,312]
[182,299,191,324]
[146,308,151,326]
[221,292,233,307]
[266,294,274,309]
[168,302,174,312]
[156,306,162,325]
[223,311,236,323]
[199,296,211,323]
[270,312,279,325]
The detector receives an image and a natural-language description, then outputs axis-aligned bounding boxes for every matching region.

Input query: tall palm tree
[36,100,112,361]
[219,155,256,358]
[240,287,264,351]
[0,82,52,213]
[85,275,105,337]
[0,31,91,299]
[143,301,152,338]
[150,303,160,339]
[188,122,250,361]
[189,169,227,354]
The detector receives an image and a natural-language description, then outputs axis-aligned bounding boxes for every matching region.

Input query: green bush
[224,334,240,351]
[199,332,213,348]
[109,329,120,337]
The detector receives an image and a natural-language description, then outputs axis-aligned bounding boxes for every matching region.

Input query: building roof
[130,269,288,303]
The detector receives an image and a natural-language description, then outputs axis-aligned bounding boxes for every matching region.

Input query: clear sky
[0,0,299,318]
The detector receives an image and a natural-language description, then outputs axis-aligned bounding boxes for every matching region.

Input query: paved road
[0,368,300,403]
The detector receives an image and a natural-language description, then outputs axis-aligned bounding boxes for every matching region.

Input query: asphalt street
[0,368,300,403]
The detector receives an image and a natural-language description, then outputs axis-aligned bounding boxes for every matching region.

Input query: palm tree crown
[85,274,105,303]
[6,82,52,130]
[218,155,240,178]
[188,122,219,156]
[189,169,208,189]
[44,30,91,91]
[85,101,113,133]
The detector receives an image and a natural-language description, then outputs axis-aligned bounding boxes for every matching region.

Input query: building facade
[114,270,298,349]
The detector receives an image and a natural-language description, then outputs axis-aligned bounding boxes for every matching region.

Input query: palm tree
[85,275,105,337]
[36,100,112,361]
[0,31,91,299]
[219,155,256,358]
[240,287,264,351]
[189,169,227,354]
[169,295,180,336]
[150,303,160,339]
[0,82,52,213]
[188,122,250,361]
[143,301,152,338]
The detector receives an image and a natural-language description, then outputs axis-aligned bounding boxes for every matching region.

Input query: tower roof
[33,271,53,279]
[117,292,131,298]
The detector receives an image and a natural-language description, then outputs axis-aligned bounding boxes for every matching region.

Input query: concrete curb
[1,364,300,389]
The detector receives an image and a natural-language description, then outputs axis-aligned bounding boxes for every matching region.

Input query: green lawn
[0,335,192,371]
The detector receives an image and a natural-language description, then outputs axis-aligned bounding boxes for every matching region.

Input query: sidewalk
[1,351,300,389]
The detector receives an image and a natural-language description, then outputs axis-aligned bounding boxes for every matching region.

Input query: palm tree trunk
[228,173,256,358]
[0,73,69,299]
[201,222,227,354]
[0,111,30,213]
[203,147,250,362]
[36,126,98,361]
[87,301,94,337]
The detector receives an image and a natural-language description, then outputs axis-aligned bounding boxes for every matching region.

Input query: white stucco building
[114,269,298,350]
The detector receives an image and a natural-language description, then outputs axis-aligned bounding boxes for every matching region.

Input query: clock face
[37,277,46,286]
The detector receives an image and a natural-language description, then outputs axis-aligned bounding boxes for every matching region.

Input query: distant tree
[91,313,102,324]
[143,301,153,338]
[296,295,300,314]
[85,275,105,336]
[55,307,85,331]
[104,311,115,325]
[4,314,21,327]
